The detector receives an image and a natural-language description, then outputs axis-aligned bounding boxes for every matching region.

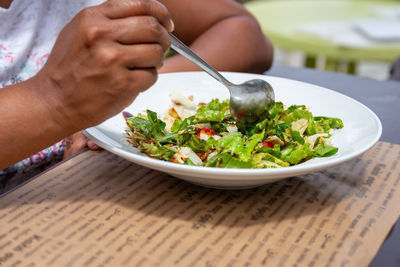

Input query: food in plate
[122,92,343,168]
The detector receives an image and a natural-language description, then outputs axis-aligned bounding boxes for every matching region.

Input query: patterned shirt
[0,0,103,193]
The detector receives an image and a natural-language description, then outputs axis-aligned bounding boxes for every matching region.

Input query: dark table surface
[267,64,400,267]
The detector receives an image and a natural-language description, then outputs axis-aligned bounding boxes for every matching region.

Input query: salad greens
[124,98,343,169]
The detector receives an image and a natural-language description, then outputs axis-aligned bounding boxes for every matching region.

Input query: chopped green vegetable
[124,98,343,169]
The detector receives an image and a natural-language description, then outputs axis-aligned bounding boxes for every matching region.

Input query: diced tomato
[196,128,216,139]
[260,141,274,148]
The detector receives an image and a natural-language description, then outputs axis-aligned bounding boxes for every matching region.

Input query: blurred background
[239,0,400,81]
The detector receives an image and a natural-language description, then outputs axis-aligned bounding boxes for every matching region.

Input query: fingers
[121,68,158,97]
[114,43,166,69]
[130,67,158,88]
[88,41,165,70]
[100,0,174,32]
[88,141,102,151]
[63,132,102,160]
[77,7,170,54]
[109,16,171,51]
[40,1,172,132]
[63,132,89,159]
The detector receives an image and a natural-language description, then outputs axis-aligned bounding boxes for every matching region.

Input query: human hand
[63,132,102,160]
[32,0,173,133]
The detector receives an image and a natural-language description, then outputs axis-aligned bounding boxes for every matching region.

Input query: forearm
[159,8,273,74]
[0,0,172,168]
[0,78,73,169]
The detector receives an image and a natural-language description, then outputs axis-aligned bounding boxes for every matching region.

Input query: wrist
[28,73,80,136]
[0,77,75,168]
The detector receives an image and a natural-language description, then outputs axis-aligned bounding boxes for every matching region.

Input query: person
[0,0,273,190]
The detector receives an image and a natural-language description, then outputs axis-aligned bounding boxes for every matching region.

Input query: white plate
[84,72,382,189]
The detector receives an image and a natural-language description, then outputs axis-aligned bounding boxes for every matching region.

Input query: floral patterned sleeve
[0,141,66,194]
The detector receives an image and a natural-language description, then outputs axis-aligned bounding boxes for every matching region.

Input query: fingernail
[169,19,175,32]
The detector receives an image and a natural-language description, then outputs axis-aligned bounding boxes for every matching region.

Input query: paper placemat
[0,142,399,266]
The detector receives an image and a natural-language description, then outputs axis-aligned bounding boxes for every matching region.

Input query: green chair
[245,0,400,74]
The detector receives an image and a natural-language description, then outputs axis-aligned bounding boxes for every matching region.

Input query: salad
[123,92,343,168]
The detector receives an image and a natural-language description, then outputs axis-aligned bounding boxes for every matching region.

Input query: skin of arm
[0,0,12,8]
[158,0,273,74]
[0,78,75,168]
[0,0,173,169]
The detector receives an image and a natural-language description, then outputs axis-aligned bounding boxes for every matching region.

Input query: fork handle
[168,33,233,87]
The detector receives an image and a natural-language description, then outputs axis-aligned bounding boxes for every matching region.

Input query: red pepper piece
[261,141,274,148]
[197,128,216,139]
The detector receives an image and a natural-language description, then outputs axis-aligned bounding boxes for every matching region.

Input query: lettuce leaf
[205,152,252,168]
[195,99,230,122]
[216,132,247,160]
[313,141,338,157]
[252,153,290,168]
[314,116,344,130]
[281,143,312,165]
[140,143,176,161]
